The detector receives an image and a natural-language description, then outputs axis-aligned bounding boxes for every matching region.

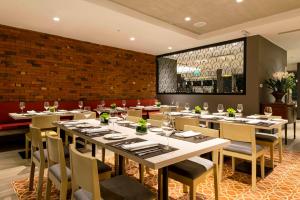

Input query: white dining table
[54,119,230,200]
[9,110,87,120]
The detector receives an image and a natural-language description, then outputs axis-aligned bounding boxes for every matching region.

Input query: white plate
[117,121,131,124]
[149,128,163,132]
[104,134,127,140]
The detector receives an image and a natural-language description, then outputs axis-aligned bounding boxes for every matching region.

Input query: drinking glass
[203,102,209,111]
[237,104,243,113]
[44,101,50,111]
[162,120,174,150]
[121,112,128,120]
[109,118,117,133]
[54,101,59,111]
[264,107,272,117]
[184,103,190,111]
[96,105,102,115]
[78,101,83,110]
[171,100,175,106]
[19,102,25,113]
[137,99,141,106]
[101,100,105,107]
[122,100,126,108]
[217,104,224,113]
[175,101,180,108]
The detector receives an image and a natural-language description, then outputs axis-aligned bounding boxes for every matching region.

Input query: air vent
[278,28,300,35]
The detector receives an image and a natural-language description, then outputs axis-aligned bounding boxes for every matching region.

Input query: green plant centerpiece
[110,103,117,109]
[227,108,236,117]
[156,101,161,107]
[265,71,296,103]
[49,106,55,112]
[100,113,110,124]
[136,119,148,135]
[194,106,201,114]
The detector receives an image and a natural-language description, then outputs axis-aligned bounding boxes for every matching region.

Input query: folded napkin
[27,110,36,114]
[175,131,201,138]
[82,127,110,133]
[200,115,215,119]
[122,141,159,151]
[181,110,192,113]
[247,115,261,119]
[246,119,261,124]
[169,112,182,116]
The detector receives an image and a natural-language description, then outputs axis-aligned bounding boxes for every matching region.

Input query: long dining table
[54,119,230,200]
[9,110,88,120]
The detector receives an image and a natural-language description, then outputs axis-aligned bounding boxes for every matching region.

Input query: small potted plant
[110,103,117,109]
[100,113,110,124]
[136,119,148,135]
[194,106,201,114]
[156,101,161,107]
[227,108,236,117]
[49,106,55,112]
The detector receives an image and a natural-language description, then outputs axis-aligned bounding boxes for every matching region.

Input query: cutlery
[134,147,161,154]
[137,149,162,156]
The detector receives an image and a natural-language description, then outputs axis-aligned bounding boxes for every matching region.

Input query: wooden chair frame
[127,109,142,118]
[174,117,199,131]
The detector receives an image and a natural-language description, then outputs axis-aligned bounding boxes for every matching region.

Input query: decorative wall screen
[157,38,246,94]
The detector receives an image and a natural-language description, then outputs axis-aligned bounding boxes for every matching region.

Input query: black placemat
[158,132,215,144]
[107,138,177,159]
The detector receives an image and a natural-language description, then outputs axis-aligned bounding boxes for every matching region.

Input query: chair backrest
[175,117,199,131]
[220,122,255,143]
[31,115,60,129]
[127,116,141,123]
[30,127,46,162]
[46,134,68,183]
[149,113,164,120]
[69,144,100,200]
[73,112,96,120]
[184,125,219,137]
[160,107,171,113]
[127,109,142,118]
[147,119,163,127]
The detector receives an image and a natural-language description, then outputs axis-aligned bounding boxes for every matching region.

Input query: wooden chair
[73,112,96,120]
[175,117,199,131]
[147,119,163,127]
[219,122,265,191]
[126,116,141,123]
[168,125,220,200]
[127,109,142,118]
[45,134,71,200]
[149,113,164,120]
[25,115,60,159]
[28,126,47,199]
[160,107,171,113]
[69,144,154,200]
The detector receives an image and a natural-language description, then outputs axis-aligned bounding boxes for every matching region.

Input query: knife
[137,148,162,156]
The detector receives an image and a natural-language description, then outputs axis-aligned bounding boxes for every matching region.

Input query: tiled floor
[1,122,300,200]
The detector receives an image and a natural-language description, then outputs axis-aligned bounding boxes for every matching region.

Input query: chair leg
[251,159,257,191]
[145,167,150,174]
[29,161,35,191]
[139,164,144,183]
[45,177,52,200]
[219,150,224,183]
[260,155,265,179]
[190,183,196,200]
[213,165,219,200]
[25,137,29,159]
[60,182,68,200]
[183,184,188,193]
[278,139,283,163]
[270,145,274,168]
[37,166,45,199]
[64,134,69,146]
[102,148,106,162]
[232,157,235,173]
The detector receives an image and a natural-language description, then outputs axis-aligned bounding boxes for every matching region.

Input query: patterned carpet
[12,150,300,200]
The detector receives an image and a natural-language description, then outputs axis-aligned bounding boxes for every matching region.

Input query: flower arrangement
[100,113,110,124]
[110,103,116,109]
[227,108,236,117]
[194,106,201,114]
[136,119,148,134]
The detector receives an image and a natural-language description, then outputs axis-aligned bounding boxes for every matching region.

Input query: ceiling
[0,0,300,65]
[109,0,300,34]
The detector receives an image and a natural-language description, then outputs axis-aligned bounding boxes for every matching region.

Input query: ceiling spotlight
[129,37,135,41]
[168,46,172,50]
[184,17,191,21]
[53,17,60,22]
[236,0,244,3]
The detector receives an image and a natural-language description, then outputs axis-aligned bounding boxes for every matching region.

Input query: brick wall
[0,25,156,102]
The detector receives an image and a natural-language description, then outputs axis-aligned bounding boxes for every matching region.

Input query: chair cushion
[168,157,213,179]
[224,141,263,155]
[256,132,278,142]
[74,189,93,200]
[33,149,48,162]
[49,164,71,181]
[100,175,154,200]
[97,160,112,174]
[41,130,57,137]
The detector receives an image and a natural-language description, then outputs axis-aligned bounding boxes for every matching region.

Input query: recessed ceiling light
[168,46,172,50]
[184,17,191,21]
[236,0,243,3]
[193,21,207,28]
[53,17,60,22]
[129,37,135,41]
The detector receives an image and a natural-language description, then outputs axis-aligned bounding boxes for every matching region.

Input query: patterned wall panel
[158,58,177,93]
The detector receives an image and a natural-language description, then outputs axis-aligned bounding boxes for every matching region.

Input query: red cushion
[0,122,30,130]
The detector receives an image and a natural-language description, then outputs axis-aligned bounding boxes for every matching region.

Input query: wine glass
[203,102,209,111]
[237,104,243,113]
[96,105,102,115]
[83,107,92,119]
[54,101,59,111]
[217,104,224,113]
[78,101,83,110]
[101,100,105,108]
[122,100,126,108]
[175,101,180,108]
[162,120,174,150]
[171,100,175,106]
[184,103,190,111]
[121,111,128,120]
[264,107,272,117]
[44,101,49,111]
[137,99,141,106]
[109,117,117,133]
[19,102,25,113]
